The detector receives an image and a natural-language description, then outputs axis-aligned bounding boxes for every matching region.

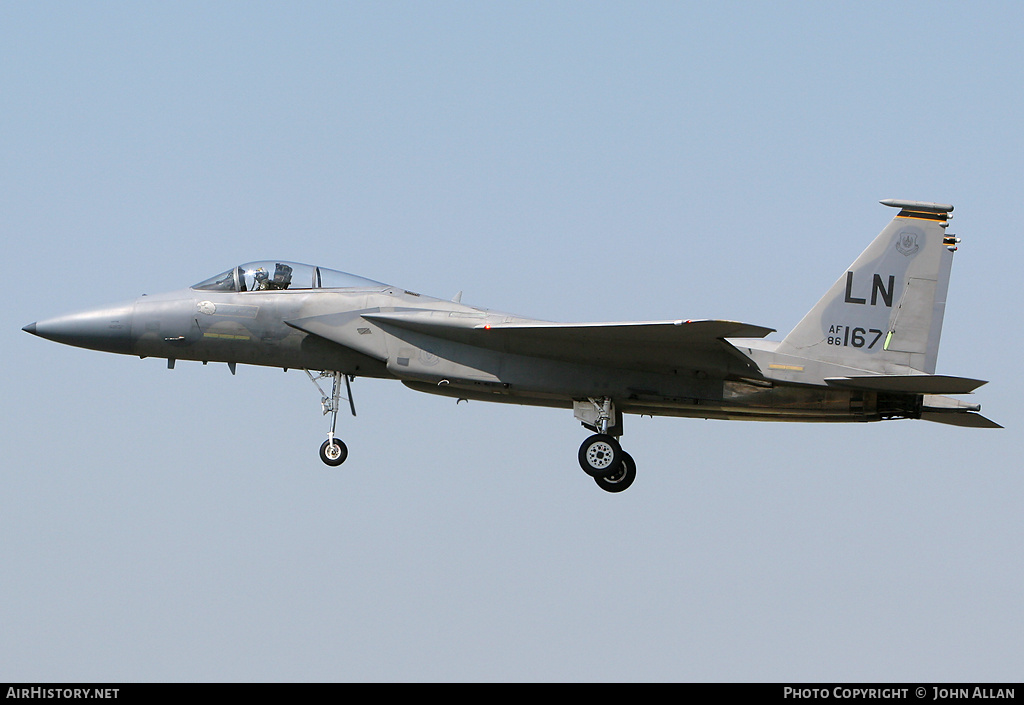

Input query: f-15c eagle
[24,199,998,493]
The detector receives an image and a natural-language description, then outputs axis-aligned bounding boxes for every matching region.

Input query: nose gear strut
[305,370,356,466]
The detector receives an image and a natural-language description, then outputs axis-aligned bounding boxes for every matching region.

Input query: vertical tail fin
[777,200,957,374]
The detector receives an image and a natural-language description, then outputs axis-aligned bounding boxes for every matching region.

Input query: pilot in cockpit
[252,263,294,290]
[253,267,270,290]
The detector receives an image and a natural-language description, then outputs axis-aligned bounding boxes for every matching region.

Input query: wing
[362,312,774,376]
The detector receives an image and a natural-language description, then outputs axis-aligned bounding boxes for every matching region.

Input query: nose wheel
[320,438,349,466]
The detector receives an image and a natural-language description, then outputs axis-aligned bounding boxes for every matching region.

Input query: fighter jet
[23,199,999,492]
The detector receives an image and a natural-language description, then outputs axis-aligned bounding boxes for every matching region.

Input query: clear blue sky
[3,1,1021,681]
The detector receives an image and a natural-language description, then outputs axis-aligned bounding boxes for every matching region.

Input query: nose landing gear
[306,370,356,467]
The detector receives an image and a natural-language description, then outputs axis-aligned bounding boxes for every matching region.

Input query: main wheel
[578,434,622,477]
[319,438,349,466]
[594,451,636,493]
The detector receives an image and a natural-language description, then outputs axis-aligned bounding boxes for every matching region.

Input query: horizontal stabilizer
[825,374,987,395]
[921,411,1003,429]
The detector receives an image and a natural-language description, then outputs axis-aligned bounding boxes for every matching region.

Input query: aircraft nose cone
[26,300,137,354]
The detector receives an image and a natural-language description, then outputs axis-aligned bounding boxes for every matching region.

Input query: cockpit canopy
[193,261,386,292]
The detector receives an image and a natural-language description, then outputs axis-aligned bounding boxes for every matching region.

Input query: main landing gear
[306,370,356,467]
[575,397,636,493]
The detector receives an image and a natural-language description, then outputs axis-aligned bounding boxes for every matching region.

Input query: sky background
[2,1,1021,682]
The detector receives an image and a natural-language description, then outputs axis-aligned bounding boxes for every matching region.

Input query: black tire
[594,451,636,493]
[578,434,622,477]
[319,438,348,466]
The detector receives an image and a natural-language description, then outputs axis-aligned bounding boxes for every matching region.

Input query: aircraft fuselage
[32,283,915,425]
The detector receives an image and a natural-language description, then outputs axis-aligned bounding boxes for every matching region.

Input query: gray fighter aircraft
[24,199,999,492]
